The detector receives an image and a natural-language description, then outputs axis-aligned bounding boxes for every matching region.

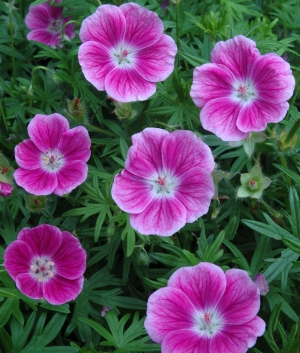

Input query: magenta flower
[190,35,295,141]
[25,0,76,49]
[145,262,265,353]
[14,113,91,196]
[4,224,86,305]
[0,181,12,197]
[111,128,215,236]
[78,3,177,102]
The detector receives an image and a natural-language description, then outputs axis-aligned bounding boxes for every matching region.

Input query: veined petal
[28,114,69,152]
[174,167,214,223]
[211,35,260,81]
[237,100,289,133]
[134,34,177,82]
[105,67,156,102]
[4,240,34,280]
[168,262,226,312]
[130,196,187,236]
[43,275,84,305]
[51,231,86,280]
[17,225,62,258]
[79,4,125,47]
[126,128,169,179]
[162,330,211,353]
[14,168,57,196]
[120,3,164,50]
[190,63,236,108]
[78,41,116,91]
[16,273,43,300]
[54,160,88,196]
[211,316,265,353]
[27,29,61,49]
[111,170,154,214]
[58,126,91,162]
[218,269,261,325]
[200,98,248,141]
[162,130,215,176]
[25,2,62,30]
[144,287,198,344]
[15,139,43,170]
[251,53,295,103]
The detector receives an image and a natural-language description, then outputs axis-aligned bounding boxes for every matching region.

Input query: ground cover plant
[1,0,300,352]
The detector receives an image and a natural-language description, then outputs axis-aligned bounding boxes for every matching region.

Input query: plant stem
[86,123,117,137]
[260,198,277,217]
[0,101,9,131]
[284,119,300,145]
[280,154,291,186]
[29,66,54,107]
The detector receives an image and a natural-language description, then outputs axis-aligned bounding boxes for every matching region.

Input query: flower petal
[43,275,84,305]
[190,63,236,108]
[144,287,197,344]
[130,196,186,236]
[218,269,261,325]
[16,273,43,300]
[162,130,215,176]
[78,41,116,91]
[111,170,154,214]
[14,168,57,196]
[27,29,61,49]
[162,330,211,353]
[51,231,86,280]
[58,126,91,162]
[17,225,62,258]
[200,98,248,141]
[168,262,226,312]
[15,139,43,170]
[251,53,295,103]
[174,167,214,223]
[134,34,177,82]
[211,35,260,81]
[79,4,125,47]
[25,2,62,30]
[28,114,69,152]
[126,128,169,179]
[54,160,88,196]
[211,316,265,353]
[120,3,164,50]
[105,67,156,102]
[237,100,289,133]
[4,240,34,280]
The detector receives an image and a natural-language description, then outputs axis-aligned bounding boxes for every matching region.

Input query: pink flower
[25,0,76,49]
[0,181,12,197]
[14,113,91,196]
[111,128,215,236]
[190,35,295,141]
[78,3,177,102]
[145,262,266,353]
[4,224,86,305]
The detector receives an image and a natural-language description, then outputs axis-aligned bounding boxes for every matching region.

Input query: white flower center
[149,171,178,197]
[41,149,64,172]
[31,257,55,282]
[111,44,135,67]
[48,19,63,34]
[194,310,223,337]
[232,81,257,103]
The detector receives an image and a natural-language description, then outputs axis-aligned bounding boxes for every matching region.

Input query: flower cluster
[112,128,215,236]
[145,262,265,353]
[190,35,295,141]
[14,113,91,196]
[4,224,86,305]
[25,0,76,49]
[78,3,177,102]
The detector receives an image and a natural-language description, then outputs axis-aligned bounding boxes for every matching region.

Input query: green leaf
[273,163,300,185]
[288,186,300,238]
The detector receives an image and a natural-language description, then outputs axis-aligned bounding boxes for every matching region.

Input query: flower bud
[137,251,150,266]
[253,274,269,296]
[0,155,13,197]
[0,181,12,197]
[237,165,271,199]
[277,130,298,152]
[67,98,86,124]
[113,101,137,120]
[27,195,47,212]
